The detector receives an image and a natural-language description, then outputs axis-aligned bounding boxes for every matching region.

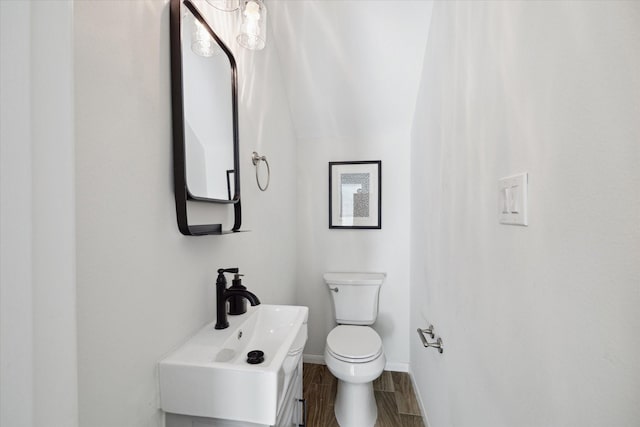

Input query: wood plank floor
[303,363,424,427]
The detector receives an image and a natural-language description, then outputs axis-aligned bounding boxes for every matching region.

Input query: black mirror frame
[170,0,242,235]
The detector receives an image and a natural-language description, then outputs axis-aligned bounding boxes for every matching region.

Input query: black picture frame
[329,161,381,229]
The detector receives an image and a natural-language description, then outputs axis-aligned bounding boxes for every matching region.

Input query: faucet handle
[217,268,239,274]
[216,268,239,287]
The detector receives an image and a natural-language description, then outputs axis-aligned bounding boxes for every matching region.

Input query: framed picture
[329,160,381,229]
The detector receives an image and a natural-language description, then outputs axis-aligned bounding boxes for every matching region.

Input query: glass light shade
[206,0,240,12]
[236,0,267,50]
[191,18,221,57]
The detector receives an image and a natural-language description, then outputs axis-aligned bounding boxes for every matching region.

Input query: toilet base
[334,380,377,427]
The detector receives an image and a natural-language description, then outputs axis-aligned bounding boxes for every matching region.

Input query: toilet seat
[326,325,382,363]
[328,347,382,363]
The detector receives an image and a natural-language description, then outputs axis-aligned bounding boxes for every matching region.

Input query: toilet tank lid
[323,272,386,286]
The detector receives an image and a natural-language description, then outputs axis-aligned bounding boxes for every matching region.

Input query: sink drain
[247,350,264,364]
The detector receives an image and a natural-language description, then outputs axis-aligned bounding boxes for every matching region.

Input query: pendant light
[236,0,267,51]
[191,17,221,57]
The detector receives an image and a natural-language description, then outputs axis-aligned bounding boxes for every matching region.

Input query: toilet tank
[323,272,386,325]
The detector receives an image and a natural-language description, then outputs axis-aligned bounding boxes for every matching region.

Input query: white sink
[159,305,308,425]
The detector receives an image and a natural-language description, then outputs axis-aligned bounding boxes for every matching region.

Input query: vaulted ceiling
[269,0,433,140]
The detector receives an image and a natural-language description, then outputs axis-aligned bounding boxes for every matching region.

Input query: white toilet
[323,272,386,427]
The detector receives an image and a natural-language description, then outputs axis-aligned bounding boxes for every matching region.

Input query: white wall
[294,132,412,369]
[410,2,640,426]
[270,0,432,370]
[74,1,298,425]
[0,1,78,426]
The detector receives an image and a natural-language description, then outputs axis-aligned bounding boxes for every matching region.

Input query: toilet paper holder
[417,327,444,354]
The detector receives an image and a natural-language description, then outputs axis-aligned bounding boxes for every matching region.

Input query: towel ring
[251,151,270,191]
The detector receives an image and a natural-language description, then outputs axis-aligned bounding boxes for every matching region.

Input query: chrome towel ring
[251,151,270,191]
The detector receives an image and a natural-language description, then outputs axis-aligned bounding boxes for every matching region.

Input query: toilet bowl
[323,272,386,427]
[325,325,386,427]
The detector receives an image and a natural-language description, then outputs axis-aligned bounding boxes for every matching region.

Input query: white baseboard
[302,354,325,364]
[303,354,409,373]
[384,361,409,372]
[408,366,430,427]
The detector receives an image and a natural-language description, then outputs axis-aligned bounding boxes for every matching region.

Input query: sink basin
[159,304,308,425]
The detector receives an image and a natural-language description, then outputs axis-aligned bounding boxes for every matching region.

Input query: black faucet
[214,268,260,329]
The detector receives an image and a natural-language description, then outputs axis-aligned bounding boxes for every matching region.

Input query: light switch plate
[498,173,528,226]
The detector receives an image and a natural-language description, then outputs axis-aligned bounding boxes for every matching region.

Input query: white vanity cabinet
[274,357,305,427]
[159,304,308,427]
[165,356,305,427]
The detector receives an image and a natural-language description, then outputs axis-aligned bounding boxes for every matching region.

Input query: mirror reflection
[181,4,237,201]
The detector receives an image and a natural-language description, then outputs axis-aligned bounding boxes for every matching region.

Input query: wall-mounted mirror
[170,0,242,235]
